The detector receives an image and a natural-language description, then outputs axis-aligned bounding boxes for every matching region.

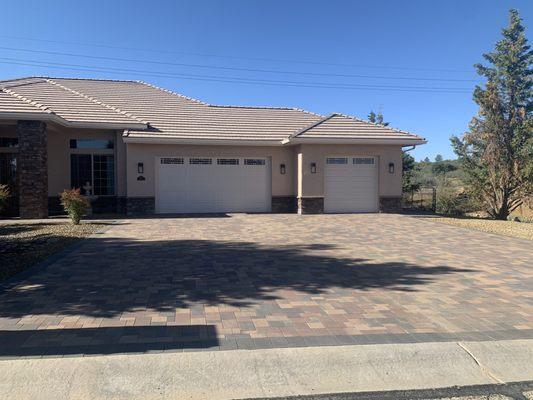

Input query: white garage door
[156,156,271,213]
[325,156,378,213]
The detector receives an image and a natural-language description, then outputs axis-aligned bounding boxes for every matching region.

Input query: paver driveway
[0,213,532,354]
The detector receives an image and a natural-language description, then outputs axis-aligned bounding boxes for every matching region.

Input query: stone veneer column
[17,120,48,219]
[297,197,324,214]
[379,196,402,213]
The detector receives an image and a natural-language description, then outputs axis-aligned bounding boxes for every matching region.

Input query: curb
[241,380,533,400]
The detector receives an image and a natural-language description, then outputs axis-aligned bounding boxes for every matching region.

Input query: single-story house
[0,77,426,218]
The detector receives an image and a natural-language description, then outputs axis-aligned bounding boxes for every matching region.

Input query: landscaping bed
[0,220,107,282]
[421,215,533,241]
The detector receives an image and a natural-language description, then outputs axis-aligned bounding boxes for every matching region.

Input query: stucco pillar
[296,150,324,214]
[17,120,48,219]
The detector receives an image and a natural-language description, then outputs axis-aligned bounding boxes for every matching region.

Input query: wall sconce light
[310,162,317,174]
[137,162,144,174]
[280,163,286,175]
[389,162,395,174]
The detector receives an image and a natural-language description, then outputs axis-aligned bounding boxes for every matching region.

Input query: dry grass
[0,220,108,282]
[424,215,533,241]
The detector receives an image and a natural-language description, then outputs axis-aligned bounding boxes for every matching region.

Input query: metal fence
[402,187,436,212]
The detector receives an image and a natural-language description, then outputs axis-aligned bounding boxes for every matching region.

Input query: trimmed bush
[60,189,90,224]
[0,184,9,213]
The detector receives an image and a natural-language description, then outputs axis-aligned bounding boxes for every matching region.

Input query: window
[0,137,18,148]
[354,157,374,165]
[0,153,17,187]
[161,157,184,164]
[217,158,239,165]
[244,159,265,166]
[189,158,212,165]
[71,154,114,195]
[70,139,114,149]
[93,155,115,195]
[326,157,348,164]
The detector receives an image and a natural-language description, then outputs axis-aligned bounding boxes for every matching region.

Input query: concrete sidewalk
[1,339,532,400]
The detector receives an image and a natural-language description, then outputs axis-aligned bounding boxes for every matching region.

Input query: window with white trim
[326,157,348,164]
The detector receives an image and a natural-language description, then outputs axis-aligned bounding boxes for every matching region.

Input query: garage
[155,156,271,213]
[324,156,378,213]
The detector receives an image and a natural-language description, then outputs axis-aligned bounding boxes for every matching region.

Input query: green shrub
[60,189,90,224]
[0,184,9,213]
[436,185,463,216]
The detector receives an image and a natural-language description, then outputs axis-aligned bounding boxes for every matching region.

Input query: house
[0,77,426,218]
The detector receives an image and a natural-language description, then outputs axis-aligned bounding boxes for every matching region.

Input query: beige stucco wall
[5,120,404,202]
[46,124,124,196]
[126,143,296,197]
[296,144,403,198]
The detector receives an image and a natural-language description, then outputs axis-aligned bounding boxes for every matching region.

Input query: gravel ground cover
[420,215,533,241]
[0,220,107,282]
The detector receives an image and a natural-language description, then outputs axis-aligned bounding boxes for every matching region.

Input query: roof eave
[0,112,148,130]
[122,136,284,146]
[283,137,427,146]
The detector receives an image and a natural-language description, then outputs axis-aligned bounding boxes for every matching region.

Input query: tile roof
[291,113,424,142]
[0,77,425,145]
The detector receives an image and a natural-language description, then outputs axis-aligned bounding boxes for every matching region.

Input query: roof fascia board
[123,136,283,146]
[284,138,427,146]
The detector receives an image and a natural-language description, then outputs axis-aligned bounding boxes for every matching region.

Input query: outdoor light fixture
[310,162,317,174]
[280,163,286,175]
[389,162,395,174]
[137,162,144,174]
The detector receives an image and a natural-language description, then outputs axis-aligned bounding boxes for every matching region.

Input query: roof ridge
[53,76,139,83]
[207,104,325,118]
[135,81,325,118]
[1,87,54,114]
[289,113,337,139]
[136,80,209,106]
[46,78,149,125]
[331,112,422,137]
[0,79,49,90]
[209,104,295,110]
[0,76,46,84]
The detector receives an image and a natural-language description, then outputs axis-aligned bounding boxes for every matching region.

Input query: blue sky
[0,0,531,160]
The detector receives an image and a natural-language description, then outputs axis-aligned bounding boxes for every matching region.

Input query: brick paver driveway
[0,213,531,355]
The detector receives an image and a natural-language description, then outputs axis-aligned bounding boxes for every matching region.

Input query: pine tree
[402,153,420,193]
[376,111,390,126]
[368,110,390,126]
[451,9,532,220]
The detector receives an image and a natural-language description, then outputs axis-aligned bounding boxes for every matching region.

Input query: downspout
[402,145,416,153]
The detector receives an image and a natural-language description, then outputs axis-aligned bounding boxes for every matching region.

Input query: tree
[423,157,431,163]
[368,110,389,126]
[432,161,457,182]
[402,152,420,193]
[451,9,533,220]
[435,154,443,162]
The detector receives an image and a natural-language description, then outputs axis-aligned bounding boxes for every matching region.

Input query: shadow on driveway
[0,237,472,319]
[0,325,218,357]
